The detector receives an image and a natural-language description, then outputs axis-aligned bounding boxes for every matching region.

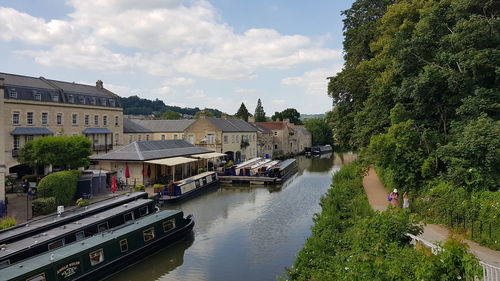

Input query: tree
[254,99,266,122]
[271,108,303,125]
[235,102,250,122]
[304,118,333,146]
[160,110,181,120]
[19,136,92,170]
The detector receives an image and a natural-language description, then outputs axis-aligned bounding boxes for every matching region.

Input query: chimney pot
[96,80,103,89]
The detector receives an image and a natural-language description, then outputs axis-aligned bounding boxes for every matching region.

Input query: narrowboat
[268,159,298,183]
[158,171,219,204]
[0,210,194,281]
[0,192,148,246]
[305,145,333,156]
[234,158,262,176]
[0,199,156,269]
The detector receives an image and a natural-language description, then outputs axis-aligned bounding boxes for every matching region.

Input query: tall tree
[160,110,181,120]
[254,98,266,122]
[271,108,303,125]
[304,118,333,146]
[235,102,250,122]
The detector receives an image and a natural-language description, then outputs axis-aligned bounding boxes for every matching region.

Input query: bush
[198,168,206,174]
[135,184,145,192]
[37,170,81,206]
[76,198,91,208]
[225,160,234,168]
[0,217,16,229]
[32,197,57,216]
[153,184,165,188]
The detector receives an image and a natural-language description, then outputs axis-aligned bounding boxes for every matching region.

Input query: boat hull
[158,180,219,204]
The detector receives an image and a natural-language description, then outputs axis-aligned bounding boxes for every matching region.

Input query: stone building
[123,119,194,144]
[258,120,312,157]
[249,122,274,158]
[1,72,123,180]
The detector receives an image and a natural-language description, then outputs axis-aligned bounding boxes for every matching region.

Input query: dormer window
[52,94,59,102]
[68,95,74,103]
[79,96,86,104]
[33,91,42,101]
[8,88,17,99]
[100,98,107,106]
[109,99,116,107]
[90,97,96,105]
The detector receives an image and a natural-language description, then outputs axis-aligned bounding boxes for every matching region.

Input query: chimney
[284,118,290,124]
[96,80,103,89]
[0,77,4,88]
[248,116,255,123]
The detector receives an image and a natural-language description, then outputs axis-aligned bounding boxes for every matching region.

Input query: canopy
[191,152,226,159]
[145,157,198,166]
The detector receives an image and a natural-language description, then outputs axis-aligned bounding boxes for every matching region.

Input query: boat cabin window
[143,228,155,242]
[0,259,10,269]
[123,211,134,222]
[26,273,46,281]
[119,239,128,252]
[162,219,176,233]
[98,222,109,232]
[139,206,149,217]
[48,239,64,250]
[76,231,85,241]
[89,249,104,266]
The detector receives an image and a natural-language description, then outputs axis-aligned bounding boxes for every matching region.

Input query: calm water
[107,153,356,281]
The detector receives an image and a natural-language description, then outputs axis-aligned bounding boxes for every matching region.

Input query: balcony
[93,144,113,152]
[240,140,250,148]
[12,149,19,157]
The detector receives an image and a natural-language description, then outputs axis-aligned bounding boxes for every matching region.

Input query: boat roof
[235,158,261,169]
[175,171,215,185]
[0,192,148,244]
[250,159,272,169]
[277,159,296,171]
[0,210,181,279]
[265,160,280,170]
[0,199,153,260]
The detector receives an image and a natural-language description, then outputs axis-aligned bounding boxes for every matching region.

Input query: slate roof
[82,128,113,134]
[206,118,258,132]
[249,122,273,134]
[91,140,212,161]
[10,127,54,135]
[132,119,194,132]
[124,119,153,133]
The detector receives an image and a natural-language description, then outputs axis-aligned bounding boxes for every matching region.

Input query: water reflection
[107,153,355,281]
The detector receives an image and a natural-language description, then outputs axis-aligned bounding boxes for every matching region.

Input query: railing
[12,149,19,157]
[93,144,113,152]
[407,234,500,281]
[240,140,249,148]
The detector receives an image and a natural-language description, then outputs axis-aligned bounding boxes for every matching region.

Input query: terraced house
[0,72,124,187]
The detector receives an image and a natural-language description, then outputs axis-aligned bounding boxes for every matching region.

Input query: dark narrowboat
[305,145,333,156]
[0,199,156,269]
[158,171,219,204]
[268,159,298,183]
[0,210,194,281]
[0,192,148,246]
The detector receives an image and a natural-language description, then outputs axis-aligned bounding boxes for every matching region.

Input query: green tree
[160,110,181,120]
[254,98,266,122]
[304,118,332,146]
[235,102,250,122]
[271,108,303,125]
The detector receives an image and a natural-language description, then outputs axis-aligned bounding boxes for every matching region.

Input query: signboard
[56,261,81,279]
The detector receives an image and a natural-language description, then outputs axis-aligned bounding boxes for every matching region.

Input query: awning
[191,152,226,159]
[145,157,198,166]
[82,128,113,134]
[11,127,54,135]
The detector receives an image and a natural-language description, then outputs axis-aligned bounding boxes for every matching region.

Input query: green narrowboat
[0,210,194,281]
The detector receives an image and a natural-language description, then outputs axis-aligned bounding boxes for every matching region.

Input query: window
[103,115,108,126]
[123,212,134,222]
[146,134,150,141]
[161,135,165,140]
[109,99,116,107]
[41,113,48,125]
[94,115,99,126]
[89,249,104,266]
[79,96,86,104]
[57,113,62,126]
[34,92,41,101]
[76,231,85,241]
[173,134,178,140]
[68,95,74,103]
[188,135,194,144]
[90,97,96,105]
[115,133,119,145]
[274,131,278,136]
[98,222,109,232]
[224,136,228,144]
[129,135,133,144]
[119,239,128,252]
[0,259,10,269]
[207,134,215,144]
[27,112,33,125]
[12,112,20,125]
[142,228,155,242]
[52,94,59,102]
[84,115,89,126]
[139,206,149,217]
[26,273,46,281]
[13,136,20,150]
[274,144,278,149]
[162,219,176,232]
[100,98,107,106]
[8,88,17,99]
[48,239,64,250]
[231,135,235,143]
[138,135,142,141]
[114,116,119,126]
[72,114,78,125]
[25,135,34,143]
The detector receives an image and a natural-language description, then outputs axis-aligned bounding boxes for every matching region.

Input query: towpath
[362,168,500,267]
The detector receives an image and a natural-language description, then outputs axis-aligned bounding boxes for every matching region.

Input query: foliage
[304,118,332,146]
[22,174,38,182]
[153,184,166,188]
[37,170,80,206]
[235,102,250,122]
[134,184,145,192]
[225,160,234,168]
[198,168,206,174]
[120,95,223,117]
[271,108,303,125]
[76,198,91,208]
[254,98,266,122]
[32,197,57,216]
[0,217,16,229]
[159,110,181,120]
[19,136,92,170]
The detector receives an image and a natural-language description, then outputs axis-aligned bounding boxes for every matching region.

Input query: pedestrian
[403,191,409,209]
[389,189,399,207]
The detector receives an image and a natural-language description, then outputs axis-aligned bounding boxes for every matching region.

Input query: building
[292,126,312,154]
[0,78,6,202]
[249,122,274,158]
[184,117,258,162]
[123,119,194,143]
[259,120,311,156]
[1,72,124,178]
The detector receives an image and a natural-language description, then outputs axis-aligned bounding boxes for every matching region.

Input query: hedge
[0,217,16,229]
[32,197,57,216]
[37,170,81,206]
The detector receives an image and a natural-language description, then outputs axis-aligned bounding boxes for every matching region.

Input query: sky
[0,0,354,115]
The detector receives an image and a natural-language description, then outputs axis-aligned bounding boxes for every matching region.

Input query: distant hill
[120,95,223,117]
[300,114,325,120]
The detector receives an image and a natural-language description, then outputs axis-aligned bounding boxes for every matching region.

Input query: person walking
[389,189,399,207]
[403,191,409,209]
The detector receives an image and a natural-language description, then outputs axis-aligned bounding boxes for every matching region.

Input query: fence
[448,211,498,243]
[407,234,500,281]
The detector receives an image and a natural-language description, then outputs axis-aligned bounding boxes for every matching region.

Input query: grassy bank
[284,161,481,281]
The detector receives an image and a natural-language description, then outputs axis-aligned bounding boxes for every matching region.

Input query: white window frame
[103,115,108,126]
[41,112,48,125]
[12,111,20,125]
[94,115,99,126]
[89,249,104,266]
[56,113,63,126]
[72,113,78,126]
[27,112,34,125]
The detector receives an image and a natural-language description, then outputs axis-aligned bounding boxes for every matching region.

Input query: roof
[10,127,54,135]
[249,122,273,134]
[82,128,113,134]
[145,156,198,166]
[123,119,153,133]
[190,152,226,159]
[131,119,194,132]
[294,127,311,135]
[91,140,212,161]
[206,118,257,132]
[258,122,288,130]
[46,78,117,97]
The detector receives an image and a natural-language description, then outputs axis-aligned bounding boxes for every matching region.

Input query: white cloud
[281,65,343,96]
[163,77,195,86]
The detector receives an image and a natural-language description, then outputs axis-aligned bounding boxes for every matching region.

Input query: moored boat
[305,145,333,156]
[268,159,298,183]
[158,171,219,204]
[0,210,194,281]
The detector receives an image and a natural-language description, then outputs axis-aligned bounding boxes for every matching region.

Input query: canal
[108,153,356,281]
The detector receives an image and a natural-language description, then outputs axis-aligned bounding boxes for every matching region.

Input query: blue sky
[0,0,354,115]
